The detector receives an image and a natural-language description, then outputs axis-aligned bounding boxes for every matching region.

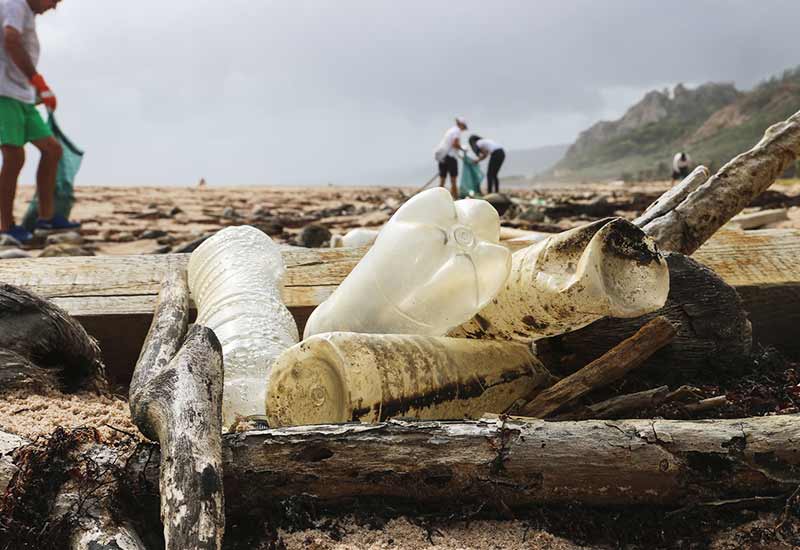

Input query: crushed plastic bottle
[187,225,299,429]
[266,332,552,427]
[304,187,511,338]
[452,218,670,341]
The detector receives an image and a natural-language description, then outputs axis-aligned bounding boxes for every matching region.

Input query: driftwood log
[129,270,225,550]
[536,252,752,383]
[633,166,710,228]
[0,284,106,392]
[553,385,671,421]
[522,317,676,417]
[2,415,799,514]
[642,108,800,254]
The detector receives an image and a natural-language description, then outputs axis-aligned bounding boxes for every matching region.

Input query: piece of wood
[521,317,676,417]
[535,253,753,385]
[554,385,670,421]
[0,349,60,394]
[4,415,798,512]
[129,270,225,550]
[633,166,710,228]
[728,208,788,230]
[642,109,800,254]
[1,228,799,385]
[0,284,107,392]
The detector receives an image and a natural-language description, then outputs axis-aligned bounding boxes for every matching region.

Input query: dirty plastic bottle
[304,187,511,338]
[188,225,299,429]
[451,218,670,342]
[266,332,552,427]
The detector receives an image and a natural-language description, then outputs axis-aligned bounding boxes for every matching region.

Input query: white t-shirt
[434,125,462,162]
[673,152,691,172]
[476,138,502,154]
[0,0,38,104]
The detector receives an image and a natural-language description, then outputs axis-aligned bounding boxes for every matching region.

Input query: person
[671,151,692,185]
[0,0,79,244]
[433,117,467,199]
[469,135,506,194]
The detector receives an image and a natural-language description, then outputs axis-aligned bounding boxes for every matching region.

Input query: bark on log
[553,386,670,421]
[129,270,225,550]
[634,166,710,228]
[0,284,106,392]
[535,253,753,384]
[2,415,799,516]
[521,317,676,417]
[728,208,788,230]
[642,109,800,254]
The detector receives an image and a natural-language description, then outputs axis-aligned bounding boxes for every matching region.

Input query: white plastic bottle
[304,187,511,338]
[187,225,299,429]
[266,332,552,427]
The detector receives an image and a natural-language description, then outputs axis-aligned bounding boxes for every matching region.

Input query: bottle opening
[452,225,475,249]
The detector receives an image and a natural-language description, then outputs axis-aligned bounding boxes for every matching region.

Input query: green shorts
[0,96,52,147]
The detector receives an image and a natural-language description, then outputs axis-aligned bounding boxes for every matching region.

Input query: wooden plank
[1,229,795,317]
[1,229,798,383]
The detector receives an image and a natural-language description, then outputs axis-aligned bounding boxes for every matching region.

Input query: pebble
[39,244,95,257]
[298,223,332,248]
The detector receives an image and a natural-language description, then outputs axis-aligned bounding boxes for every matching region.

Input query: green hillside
[550,67,800,181]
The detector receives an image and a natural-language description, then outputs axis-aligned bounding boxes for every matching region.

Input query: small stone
[45,231,83,246]
[115,232,136,243]
[0,234,21,247]
[518,207,546,223]
[0,248,31,259]
[221,207,239,219]
[298,223,331,248]
[39,244,95,257]
[168,206,184,217]
[139,229,168,240]
[173,235,211,254]
[484,193,513,217]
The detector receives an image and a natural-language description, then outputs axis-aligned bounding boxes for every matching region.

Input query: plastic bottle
[266,332,552,427]
[329,227,380,248]
[451,218,670,342]
[187,225,299,429]
[304,187,511,338]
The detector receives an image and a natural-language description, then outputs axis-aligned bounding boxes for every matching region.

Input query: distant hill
[550,66,800,181]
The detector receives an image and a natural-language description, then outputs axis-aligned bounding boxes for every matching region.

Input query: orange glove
[30,73,57,111]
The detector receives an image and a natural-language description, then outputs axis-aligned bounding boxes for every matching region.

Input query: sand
[0,389,141,443]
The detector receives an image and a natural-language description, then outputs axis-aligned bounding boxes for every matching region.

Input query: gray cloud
[17,0,800,186]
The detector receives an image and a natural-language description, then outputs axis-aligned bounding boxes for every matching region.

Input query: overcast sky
[21,0,800,186]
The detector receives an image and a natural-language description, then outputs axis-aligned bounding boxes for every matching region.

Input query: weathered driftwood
[0,284,106,392]
[728,208,789,230]
[521,317,676,417]
[634,166,710,228]
[643,109,800,254]
[2,415,799,512]
[553,385,670,421]
[536,253,753,384]
[129,270,225,550]
[0,348,60,394]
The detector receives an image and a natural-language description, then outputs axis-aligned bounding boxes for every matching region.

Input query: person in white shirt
[469,135,506,194]
[672,152,692,185]
[433,116,467,199]
[0,0,78,244]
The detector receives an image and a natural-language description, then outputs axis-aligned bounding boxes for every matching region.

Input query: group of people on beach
[435,117,506,199]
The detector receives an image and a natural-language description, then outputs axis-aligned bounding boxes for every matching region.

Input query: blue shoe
[35,214,81,231]
[0,224,33,244]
